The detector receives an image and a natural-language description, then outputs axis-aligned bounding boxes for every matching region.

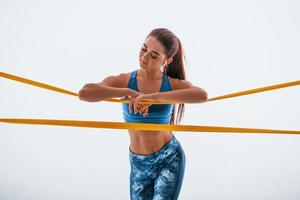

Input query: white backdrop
[0,0,299,199]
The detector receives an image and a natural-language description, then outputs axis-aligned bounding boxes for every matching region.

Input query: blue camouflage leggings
[129,135,186,200]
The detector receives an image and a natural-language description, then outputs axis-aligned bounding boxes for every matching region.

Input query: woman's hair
[147,28,186,125]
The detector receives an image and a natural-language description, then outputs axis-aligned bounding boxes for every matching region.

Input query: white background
[0,0,299,199]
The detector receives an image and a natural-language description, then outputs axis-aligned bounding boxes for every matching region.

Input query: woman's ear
[167,57,173,65]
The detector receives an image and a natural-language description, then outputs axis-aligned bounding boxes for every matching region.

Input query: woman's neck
[138,68,164,80]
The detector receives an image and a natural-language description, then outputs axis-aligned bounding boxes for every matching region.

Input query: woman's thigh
[153,145,186,200]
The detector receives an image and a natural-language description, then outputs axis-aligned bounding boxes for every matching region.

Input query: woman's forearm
[152,87,208,104]
[78,84,131,102]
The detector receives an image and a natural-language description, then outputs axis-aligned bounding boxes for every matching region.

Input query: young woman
[78,28,208,200]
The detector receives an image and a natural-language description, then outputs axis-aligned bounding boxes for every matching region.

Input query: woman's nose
[141,52,149,61]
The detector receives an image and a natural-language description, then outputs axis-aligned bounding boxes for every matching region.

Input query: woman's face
[139,36,168,71]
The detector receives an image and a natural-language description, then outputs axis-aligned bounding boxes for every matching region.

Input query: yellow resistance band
[1,71,299,104]
[0,118,299,135]
[0,71,299,134]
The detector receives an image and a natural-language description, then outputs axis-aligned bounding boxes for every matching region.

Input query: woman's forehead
[144,36,165,54]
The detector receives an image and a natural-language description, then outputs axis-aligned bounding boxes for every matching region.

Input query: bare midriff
[128,130,174,155]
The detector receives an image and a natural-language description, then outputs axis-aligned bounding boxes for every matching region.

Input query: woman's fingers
[133,100,139,114]
[138,104,151,116]
[138,105,148,116]
[129,98,134,113]
[128,95,152,116]
[142,106,149,117]
[133,99,140,114]
[129,97,142,114]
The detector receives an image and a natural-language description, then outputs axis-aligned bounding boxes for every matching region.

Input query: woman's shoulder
[167,76,194,90]
[119,71,132,79]
[114,71,132,88]
[97,71,132,88]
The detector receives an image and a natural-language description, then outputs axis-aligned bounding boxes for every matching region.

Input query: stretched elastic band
[1,71,299,135]
[1,71,299,104]
[0,118,299,135]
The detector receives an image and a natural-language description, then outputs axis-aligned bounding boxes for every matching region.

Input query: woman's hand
[129,92,157,117]
[128,90,155,117]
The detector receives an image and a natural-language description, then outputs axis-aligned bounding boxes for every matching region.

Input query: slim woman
[79,28,208,200]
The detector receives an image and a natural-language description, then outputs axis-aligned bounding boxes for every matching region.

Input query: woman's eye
[141,48,157,59]
[151,55,158,59]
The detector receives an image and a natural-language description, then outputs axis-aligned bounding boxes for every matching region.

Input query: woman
[78,28,208,200]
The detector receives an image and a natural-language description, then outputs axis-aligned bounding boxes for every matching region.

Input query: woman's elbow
[197,88,208,103]
[78,87,106,102]
[202,90,208,102]
[78,89,90,101]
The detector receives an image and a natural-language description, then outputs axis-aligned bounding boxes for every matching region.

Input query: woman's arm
[151,78,208,103]
[130,79,208,106]
[79,84,132,102]
[153,86,208,104]
[78,73,134,102]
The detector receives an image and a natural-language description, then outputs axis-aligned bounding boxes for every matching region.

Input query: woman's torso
[122,69,175,155]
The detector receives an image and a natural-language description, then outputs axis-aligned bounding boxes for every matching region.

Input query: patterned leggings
[129,135,186,200]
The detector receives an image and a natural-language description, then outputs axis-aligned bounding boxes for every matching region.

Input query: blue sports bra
[122,69,174,124]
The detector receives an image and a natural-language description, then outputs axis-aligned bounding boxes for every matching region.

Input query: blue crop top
[122,69,174,124]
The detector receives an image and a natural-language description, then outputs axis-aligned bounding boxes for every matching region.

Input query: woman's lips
[141,62,147,66]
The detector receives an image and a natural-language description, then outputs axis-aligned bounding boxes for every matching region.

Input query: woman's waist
[129,130,174,155]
